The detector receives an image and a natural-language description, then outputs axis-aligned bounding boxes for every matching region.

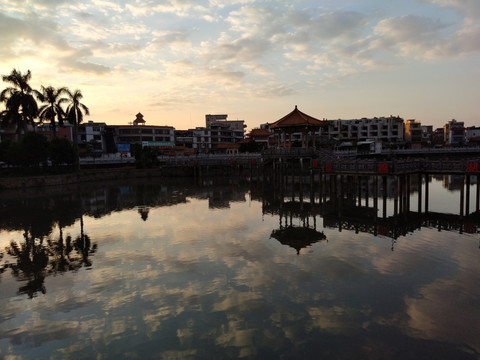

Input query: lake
[0,175,479,359]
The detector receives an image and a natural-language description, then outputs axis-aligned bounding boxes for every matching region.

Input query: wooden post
[460,175,465,217]
[383,176,387,218]
[358,175,362,207]
[406,174,411,213]
[393,175,399,216]
[425,173,429,213]
[374,175,378,221]
[466,175,470,216]
[399,175,404,214]
[365,176,370,208]
[476,175,479,212]
[418,173,422,213]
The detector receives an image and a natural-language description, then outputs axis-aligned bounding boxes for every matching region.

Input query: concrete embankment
[0,167,165,190]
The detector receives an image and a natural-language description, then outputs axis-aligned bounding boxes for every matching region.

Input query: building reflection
[2,175,480,299]
[257,172,480,251]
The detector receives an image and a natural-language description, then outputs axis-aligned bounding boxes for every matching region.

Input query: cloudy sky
[1,0,479,130]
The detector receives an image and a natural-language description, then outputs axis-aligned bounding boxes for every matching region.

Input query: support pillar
[394,176,399,216]
[358,176,362,207]
[383,176,387,218]
[460,175,465,218]
[418,173,422,213]
[476,175,480,212]
[366,176,370,208]
[466,175,470,216]
[425,174,429,213]
[406,174,411,213]
[374,176,378,221]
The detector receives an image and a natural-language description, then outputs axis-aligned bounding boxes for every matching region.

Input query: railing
[159,153,261,166]
[320,159,477,175]
[262,148,318,158]
[333,146,480,157]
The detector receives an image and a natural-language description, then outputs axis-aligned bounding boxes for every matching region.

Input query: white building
[78,121,107,153]
[205,114,246,147]
[115,113,175,148]
[192,127,212,153]
[324,116,404,144]
[444,119,465,146]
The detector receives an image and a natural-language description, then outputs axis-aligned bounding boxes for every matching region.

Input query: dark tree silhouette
[61,89,89,167]
[35,85,67,139]
[0,69,38,140]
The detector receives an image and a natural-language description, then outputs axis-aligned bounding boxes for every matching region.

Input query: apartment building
[324,116,404,144]
[404,119,422,148]
[192,127,212,153]
[115,113,174,149]
[466,126,480,146]
[205,114,246,148]
[77,121,106,153]
[444,119,465,146]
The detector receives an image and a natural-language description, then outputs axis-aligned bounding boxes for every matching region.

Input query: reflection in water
[0,177,479,359]
[270,225,326,255]
[3,215,97,298]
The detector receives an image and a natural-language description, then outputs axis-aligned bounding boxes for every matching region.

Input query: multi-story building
[466,126,480,147]
[444,119,465,146]
[115,113,175,150]
[246,128,273,149]
[192,127,212,153]
[205,114,246,149]
[404,119,422,148]
[36,122,73,142]
[421,125,433,146]
[77,121,106,153]
[205,114,228,127]
[323,116,404,145]
[433,128,445,147]
[175,130,193,148]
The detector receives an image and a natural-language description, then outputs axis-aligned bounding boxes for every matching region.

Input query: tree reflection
[4,216,96,298]
[7,230,49,298]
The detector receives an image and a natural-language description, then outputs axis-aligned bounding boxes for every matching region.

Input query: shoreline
[0,167,165,190]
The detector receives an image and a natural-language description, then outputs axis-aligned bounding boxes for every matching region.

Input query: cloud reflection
[1,180,479,359]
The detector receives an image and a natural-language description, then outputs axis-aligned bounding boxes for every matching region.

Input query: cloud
[0,12,70,58]
[254,82,296,98]
[428,22,480,57]
[125,0,208,18]
[372,15,450,57]
[205,37,271,64]
[226,5,286,39]
[426,0,480,20]
[150,29,193,50]
[309,11,370,41]
[58,57,111,75]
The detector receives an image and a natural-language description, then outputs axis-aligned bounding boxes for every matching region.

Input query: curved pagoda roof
[270,105,325,130]
[133,112,146,125]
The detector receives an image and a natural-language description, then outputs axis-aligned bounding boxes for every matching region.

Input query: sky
[1,0,479,131]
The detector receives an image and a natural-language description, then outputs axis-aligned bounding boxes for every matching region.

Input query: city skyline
[1,0,479,131]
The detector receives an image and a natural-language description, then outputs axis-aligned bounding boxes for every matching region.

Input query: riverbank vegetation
[1,68,88,171]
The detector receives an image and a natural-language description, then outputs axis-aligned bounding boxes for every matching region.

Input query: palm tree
[61,89,90,166]
[0,69,38,140]
[35,85,67,139]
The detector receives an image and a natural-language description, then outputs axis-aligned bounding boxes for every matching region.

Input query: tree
[50,137,76,167]
[35,85,67,139]
[61,89,90,167]
[21,132,50,167]
[0,69,38,140]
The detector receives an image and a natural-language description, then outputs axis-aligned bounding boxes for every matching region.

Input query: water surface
[0,177,479,359]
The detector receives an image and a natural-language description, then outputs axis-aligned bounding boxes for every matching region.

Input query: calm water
[0,176,479,359]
